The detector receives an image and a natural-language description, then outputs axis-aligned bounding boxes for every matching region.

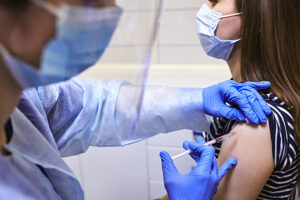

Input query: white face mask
[196,3,241,61]
[0,0,123,88]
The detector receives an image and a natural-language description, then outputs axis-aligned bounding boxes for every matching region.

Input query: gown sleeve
[36,78,210,157]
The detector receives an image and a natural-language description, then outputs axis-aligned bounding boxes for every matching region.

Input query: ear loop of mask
[0,44,30,88]
[220,12,242,19]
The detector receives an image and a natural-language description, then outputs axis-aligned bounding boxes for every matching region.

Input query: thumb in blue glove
[160,139,237,200]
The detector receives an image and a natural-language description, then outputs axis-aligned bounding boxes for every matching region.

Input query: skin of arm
[0,128,6,153]
[213,122,274,200]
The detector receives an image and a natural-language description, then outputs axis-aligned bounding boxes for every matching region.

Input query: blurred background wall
[64,0,231,199]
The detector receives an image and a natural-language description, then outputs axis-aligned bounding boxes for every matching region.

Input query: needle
[171,132,237,160]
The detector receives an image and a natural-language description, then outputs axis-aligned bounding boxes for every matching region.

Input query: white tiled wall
[64,0,231,199]
[79,142,149,200]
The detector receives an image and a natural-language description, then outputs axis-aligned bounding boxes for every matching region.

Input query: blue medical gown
[0,78,210,199]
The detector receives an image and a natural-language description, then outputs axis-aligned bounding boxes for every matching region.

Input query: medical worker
[0,0,271,199]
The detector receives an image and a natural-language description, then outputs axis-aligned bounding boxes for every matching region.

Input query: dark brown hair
[0,0,30,12]
[237,0,300,192]
[238,0,300,142]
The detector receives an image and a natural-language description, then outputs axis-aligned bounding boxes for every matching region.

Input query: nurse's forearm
[115,85,211,140]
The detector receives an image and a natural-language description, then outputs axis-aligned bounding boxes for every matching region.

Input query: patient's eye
[209,0,218,3]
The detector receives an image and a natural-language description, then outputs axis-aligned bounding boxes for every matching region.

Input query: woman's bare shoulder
[213,121,274,200]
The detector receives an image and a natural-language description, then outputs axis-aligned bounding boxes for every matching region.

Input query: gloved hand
[203,80,272,125]
[160,137,237,200]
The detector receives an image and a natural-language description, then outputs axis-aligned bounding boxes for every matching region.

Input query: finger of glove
[184,139,208,161]
[196,136,206,144]
[255,92,272,116]
[160,151,179,176]
[193,146,215,172]
[242,82,271,116]
[183,141,200,160]
[244,81,271,90]
[225,90,258,124]
[184,141,205,158]
[219,105,245,122]
[211,158,219,195]
[183,141,190,150]
[217,157,237,182]
[245,90,268,124]
[183,141,201,150]
[212,157,218,176]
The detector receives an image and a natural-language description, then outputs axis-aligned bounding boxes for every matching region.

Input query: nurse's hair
[237,0,300,143]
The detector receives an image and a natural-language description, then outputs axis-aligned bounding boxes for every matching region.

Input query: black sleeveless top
[204,93,300,200]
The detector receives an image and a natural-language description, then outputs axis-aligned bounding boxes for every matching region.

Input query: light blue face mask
[0,0,122,88]
[196,3,241,61]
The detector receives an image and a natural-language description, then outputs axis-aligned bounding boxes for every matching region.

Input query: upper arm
[213,122,274,200]
[37,78,130,156]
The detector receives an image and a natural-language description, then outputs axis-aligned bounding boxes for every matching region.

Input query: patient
[160,0,299,199]
[198,0,300,199]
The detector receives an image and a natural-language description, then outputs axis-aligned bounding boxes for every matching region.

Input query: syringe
[171,131,237,160]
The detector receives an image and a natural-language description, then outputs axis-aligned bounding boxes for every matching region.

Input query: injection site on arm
[213,122,274,200]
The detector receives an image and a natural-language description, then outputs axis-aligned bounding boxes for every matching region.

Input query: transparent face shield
[44,0,164,136]
[91,0,165,136]
[0,0,164,137]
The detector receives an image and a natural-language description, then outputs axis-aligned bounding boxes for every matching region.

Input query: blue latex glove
[160,137,237,200]
[203,80,272,125]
